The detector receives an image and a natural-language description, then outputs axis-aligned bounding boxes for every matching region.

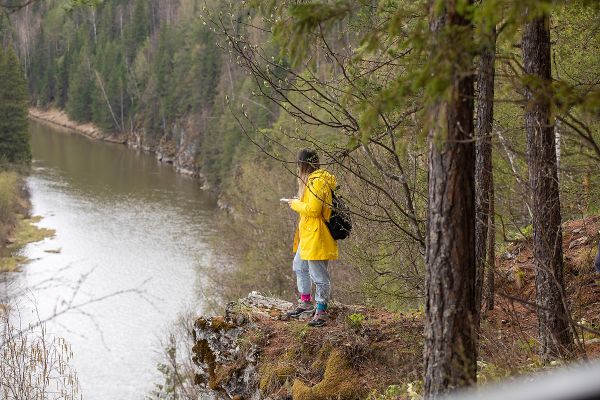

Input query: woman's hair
[296,148,320,199]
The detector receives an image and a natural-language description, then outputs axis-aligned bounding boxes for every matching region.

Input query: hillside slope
[192,216,600,400]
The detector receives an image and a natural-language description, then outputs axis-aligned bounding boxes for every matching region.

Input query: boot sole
[286,309,315,320]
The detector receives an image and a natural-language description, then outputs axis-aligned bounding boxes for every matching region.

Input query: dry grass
[0,171,21,244]
[0,215,55,272]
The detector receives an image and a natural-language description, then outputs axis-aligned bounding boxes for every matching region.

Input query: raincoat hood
[308,168,336,190]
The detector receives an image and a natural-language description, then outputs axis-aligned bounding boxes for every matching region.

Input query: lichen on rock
[192,292,292,400]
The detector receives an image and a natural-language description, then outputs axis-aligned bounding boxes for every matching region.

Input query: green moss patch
[259,361,295,393]
[292,349,363,400]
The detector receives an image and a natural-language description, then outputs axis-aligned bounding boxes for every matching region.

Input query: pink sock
[300,294,312,302]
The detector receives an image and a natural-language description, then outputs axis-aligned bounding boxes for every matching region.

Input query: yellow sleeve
[290,178,326,217]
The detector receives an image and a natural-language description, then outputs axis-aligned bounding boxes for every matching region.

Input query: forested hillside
[1,0,600,397]
[3,0,276,183]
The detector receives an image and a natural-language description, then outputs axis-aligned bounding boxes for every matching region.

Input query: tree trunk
[483,181,495,310]
[475,23,496,319]
[522,14,573,363]
[424,1,477,397]
[555,119,561,177]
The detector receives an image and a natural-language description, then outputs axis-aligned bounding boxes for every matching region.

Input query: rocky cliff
[191,292,424,400]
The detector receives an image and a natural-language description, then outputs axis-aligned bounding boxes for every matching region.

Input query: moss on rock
[292,349,363,400]
[259,361,295,394]
[195,315,237,332]
[211,316,236,331]
[192,339,217,388]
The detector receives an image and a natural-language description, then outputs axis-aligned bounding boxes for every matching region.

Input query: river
[9,120,218,399]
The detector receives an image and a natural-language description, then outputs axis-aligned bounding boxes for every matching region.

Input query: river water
[9,120,218,399]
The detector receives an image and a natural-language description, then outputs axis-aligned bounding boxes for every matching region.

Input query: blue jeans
[293,245,330,305]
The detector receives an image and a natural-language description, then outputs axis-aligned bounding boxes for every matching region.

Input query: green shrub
[345,313,366,331]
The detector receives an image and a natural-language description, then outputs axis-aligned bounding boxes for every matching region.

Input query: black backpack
[325,189,352,240]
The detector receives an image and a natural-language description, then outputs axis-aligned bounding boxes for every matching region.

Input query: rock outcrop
[191,292,424,400]
[193,292,293,400]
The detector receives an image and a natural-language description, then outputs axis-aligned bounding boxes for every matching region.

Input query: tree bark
[424,1,477,398]
[522,14,573,362]
[475,23,496,319]
[483,181,495,310]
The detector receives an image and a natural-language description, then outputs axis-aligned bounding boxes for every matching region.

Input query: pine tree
[56,50,71,108]
[475,12,497,315]
[0,46,31,164]
[131,0,148,46]
[124,0,149,62]
[424,0,477,397]
[92,41,125,132]
[191,28,220,111]
[522,9,573,363]
[66,51,93,122]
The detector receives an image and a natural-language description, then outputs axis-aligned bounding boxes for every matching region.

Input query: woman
[285,149,337,327]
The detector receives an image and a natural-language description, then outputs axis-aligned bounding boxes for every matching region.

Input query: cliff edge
[192,292,423,400]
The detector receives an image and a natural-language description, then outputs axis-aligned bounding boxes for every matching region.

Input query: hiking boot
[307,310,328,327]
[285,301,315,319]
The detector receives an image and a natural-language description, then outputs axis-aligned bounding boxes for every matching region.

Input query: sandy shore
[29,107,127,143]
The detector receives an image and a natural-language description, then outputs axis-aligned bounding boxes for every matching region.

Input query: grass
[0,254,29,272]
[0,171,55,272]
[0,171,20,228]
[0,215,55,272]
[7,215,55,250]
[345,313,366,330]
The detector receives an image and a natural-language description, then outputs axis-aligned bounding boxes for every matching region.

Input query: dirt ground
[482,215,600,364]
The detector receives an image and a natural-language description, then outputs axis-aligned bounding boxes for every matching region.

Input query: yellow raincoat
[291,169,338,260]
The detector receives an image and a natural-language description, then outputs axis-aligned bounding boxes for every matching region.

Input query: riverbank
[29,107,126,143]
[28,107,203,179]
[0,171,27,247]
[0,171,54,272]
